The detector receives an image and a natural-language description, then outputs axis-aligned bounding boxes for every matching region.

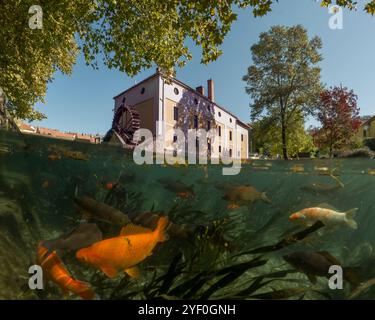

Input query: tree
[312,85,361,157]
[1,1,373,120]
[252,112,315,158]
[243,25,322,160]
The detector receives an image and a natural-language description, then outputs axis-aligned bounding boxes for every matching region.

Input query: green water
[1,130,375,300]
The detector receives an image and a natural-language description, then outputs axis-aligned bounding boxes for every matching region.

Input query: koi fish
[222,185,271,205]
[283,251,361,286]
[289,204,358,229]
[131,211,192,239]
[37,242,95,300]
[300,182,342,196]
[158,178,195,198]
[42,223,103,253]
[76,217,169,279]
[74,196,130,226]
[290,165,305,173]
[48,153,61,161]
[63,150,89,161]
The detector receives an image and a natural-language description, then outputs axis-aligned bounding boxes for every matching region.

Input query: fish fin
[329,174,345,188]
[120,223,152,236]
[124,266,140,278]
[100,266,118,278]
[306,273,317,284]
[155,216,169,242]
[345,208,358,229]
[74,281,96,300]
[261,192,271,204]
[317,203,337,211]
[317,251,341,265]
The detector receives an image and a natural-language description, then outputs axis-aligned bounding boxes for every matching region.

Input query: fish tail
[345,208,358,229]
[155,216,169,242]
[73,280,96,300]
[344,267,362,289]
[261,192,271,204]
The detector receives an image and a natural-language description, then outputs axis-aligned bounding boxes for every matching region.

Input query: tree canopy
[312,85,361,157]
[243,25,323,159]
[252,112,315,158]
[1,0,374,120]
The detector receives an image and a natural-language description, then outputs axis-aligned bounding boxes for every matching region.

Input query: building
[18,123,36,134]
[18,124,101,144]
[105,70,250,159]
[356,115,375,140]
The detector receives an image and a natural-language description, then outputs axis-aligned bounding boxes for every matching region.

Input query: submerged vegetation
[1,130,375,300]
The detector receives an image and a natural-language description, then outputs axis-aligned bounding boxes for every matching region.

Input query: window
[363,125,370,138]
[229,131,232,141]
[173,149,177,157]
[194,98,198,105]
[174,107,178,121]
[207,121,211,131]
[229,118,232,123]
[194,115,198,129]
[218,112,221,117]
[218,125,221,137]
[173,135,177,143]
[122,97,126,103]
[241,134,243,142]
[219,145,221,153]
[229,149,232,157]
[174,87,179,95]
[207,105,211,112]
[141,87,145,94]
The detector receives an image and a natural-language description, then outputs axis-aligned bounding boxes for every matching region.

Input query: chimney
[196,86,204,96]
[207,79,214,102]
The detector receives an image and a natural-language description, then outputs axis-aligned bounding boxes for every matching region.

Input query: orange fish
[176,191,193,199]
[41,180,50,189]
[227,203,240,210]
[104,182,116,190]
[37,242,95,300]
[76,217,169,279]
[48,153,61,161]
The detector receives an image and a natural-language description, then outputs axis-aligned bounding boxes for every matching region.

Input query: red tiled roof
[37,127,76,140]
[19,123,36,132]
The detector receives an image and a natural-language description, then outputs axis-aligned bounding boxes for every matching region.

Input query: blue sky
[32,1,375,135]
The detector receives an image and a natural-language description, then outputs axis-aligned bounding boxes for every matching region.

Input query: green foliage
[252,113,315,157]
[1,1,374,120]
[243,25,322,159]
[0,0,241,120]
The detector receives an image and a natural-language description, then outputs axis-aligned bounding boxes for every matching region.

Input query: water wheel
[104,104,141,148]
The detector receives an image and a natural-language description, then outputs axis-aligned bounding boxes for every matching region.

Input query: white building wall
[113,73,249,159]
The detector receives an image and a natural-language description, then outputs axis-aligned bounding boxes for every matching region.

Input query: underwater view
[1,129,375,300]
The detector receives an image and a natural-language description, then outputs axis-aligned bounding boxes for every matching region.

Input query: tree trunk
[329,143,333,158]
[281,122,288,160]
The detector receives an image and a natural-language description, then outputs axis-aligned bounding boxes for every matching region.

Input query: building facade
[356,116,375,140]
[110,71,250,159]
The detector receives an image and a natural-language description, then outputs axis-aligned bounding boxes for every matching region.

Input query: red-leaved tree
[312,85,361,157]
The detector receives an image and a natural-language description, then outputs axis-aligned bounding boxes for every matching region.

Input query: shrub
[364,138,375,151]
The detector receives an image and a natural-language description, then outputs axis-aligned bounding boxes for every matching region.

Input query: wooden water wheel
[103,104,141,147]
